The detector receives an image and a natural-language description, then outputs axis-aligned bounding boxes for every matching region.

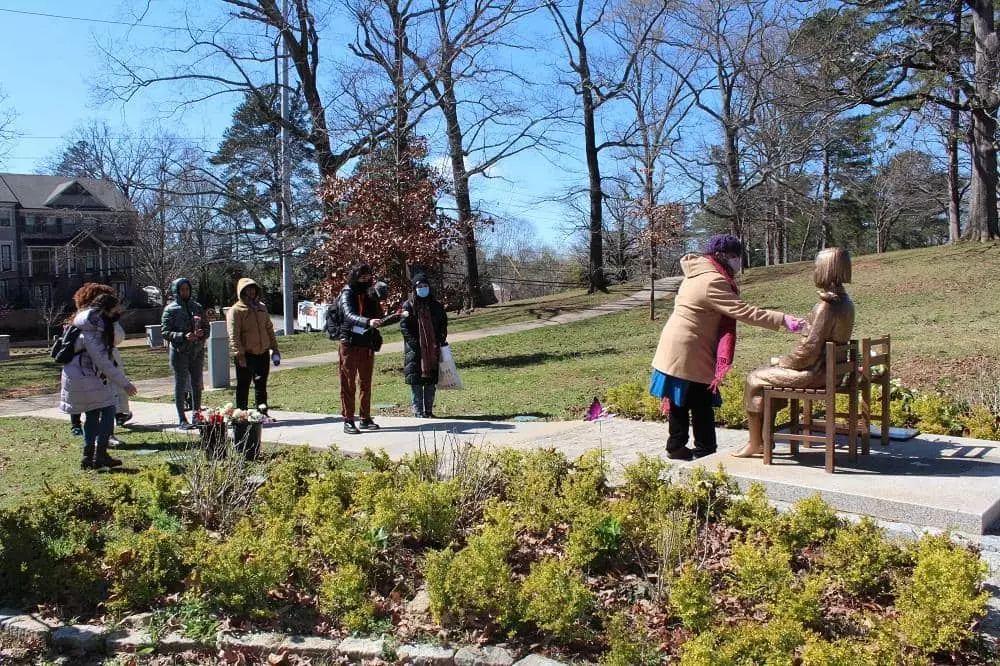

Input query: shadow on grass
[376,420,518,434]
[111,437,193,452]
[461,349,604,370]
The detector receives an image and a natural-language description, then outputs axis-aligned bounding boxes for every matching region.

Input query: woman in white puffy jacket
[59,292,137,469]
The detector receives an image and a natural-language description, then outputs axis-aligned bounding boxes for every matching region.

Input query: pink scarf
[704,256,739,393]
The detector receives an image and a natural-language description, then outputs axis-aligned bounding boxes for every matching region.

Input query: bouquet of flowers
[194,403,265,425]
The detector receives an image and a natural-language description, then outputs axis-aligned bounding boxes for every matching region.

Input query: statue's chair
[762,341,860,473]
[860,336,892,450]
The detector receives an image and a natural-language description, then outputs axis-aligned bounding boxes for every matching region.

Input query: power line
[0,7,262,37]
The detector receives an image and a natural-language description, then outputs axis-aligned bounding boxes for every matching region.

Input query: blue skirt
[649,369,722,408]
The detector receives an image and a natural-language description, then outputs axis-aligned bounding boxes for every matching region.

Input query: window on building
[0,279,9,302]
[33,283,52,306]
[32,216,45,233]
[111,249,129,270]
[113,282,126,299]
[84,251,98,272]
[0,244,11,272]
[0,209,10,227]
[30,248,54,276]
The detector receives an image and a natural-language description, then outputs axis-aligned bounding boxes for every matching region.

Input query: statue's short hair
[814,247,851,291]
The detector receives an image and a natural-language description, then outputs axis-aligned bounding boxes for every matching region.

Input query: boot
[80,443,96,470]
[733,413,764,458]
[94,443,123,469]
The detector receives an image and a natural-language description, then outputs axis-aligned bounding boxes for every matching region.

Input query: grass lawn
[192,243,1000,420]
[0,285,637,399]
[0,417,200,508]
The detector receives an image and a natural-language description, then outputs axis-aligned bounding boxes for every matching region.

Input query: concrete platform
[692,433,1000,534]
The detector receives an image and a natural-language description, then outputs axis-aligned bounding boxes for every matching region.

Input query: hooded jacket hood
[170,278,192,302]
[680,253,726,280]
[73,308,105,332]
[236,277,259,300]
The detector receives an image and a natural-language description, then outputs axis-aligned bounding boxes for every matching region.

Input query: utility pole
[279,0,295,337]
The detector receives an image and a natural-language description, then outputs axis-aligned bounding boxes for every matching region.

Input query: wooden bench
[762,341,860,473]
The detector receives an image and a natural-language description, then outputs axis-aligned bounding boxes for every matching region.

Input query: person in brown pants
[335,264,385,434]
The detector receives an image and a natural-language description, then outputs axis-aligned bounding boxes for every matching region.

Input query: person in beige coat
[227,277,280,415]
[650,234,805,460]
[735,247,855,458]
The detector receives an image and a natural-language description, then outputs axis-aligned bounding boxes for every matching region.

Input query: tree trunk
[581,68,607,292]
[965,0,1000,242]
[821,142,833,249]
[948,103,962,243]
[439,81,483,309]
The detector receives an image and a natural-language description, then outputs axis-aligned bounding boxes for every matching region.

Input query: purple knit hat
[704,233,743,256]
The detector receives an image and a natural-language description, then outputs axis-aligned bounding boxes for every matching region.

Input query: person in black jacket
[400,273,448,418]
[337,263,385,434]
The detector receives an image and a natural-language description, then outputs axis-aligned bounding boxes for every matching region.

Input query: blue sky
[0,1,602,247]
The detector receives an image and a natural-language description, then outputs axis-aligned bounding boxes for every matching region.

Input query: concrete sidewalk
[8,399,1000,535]
[0,278,682,417]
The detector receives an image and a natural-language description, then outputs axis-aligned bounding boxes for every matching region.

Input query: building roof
[0,173,134,212]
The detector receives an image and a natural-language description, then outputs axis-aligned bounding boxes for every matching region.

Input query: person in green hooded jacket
[161,278,210,428]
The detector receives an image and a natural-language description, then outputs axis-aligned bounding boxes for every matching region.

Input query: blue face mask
[416,287,430,298]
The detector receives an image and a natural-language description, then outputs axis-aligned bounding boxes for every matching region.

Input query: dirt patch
[893,353,998,390]
[0,385,57,400]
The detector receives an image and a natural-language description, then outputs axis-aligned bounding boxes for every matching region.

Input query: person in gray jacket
[59,293,138,469]
[161,278,210,428]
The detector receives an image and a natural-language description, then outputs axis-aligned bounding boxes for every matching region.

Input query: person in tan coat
[650,234,805,460]
[227,277,280,415]
[735,247,855,458]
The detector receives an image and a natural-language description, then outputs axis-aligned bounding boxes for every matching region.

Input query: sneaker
[178,421,197,431]
[71,425,83,437]
[344,420,361,435]
[424,412,437,419]
[116,412,133,427]
[108,435,124,447]
[94,452,123,469]
[358,418,380,431]
[80,457,95,470]
[666,447,694,461]
[692,448,716,459]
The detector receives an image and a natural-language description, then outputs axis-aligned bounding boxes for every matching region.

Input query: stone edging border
[0,610,576,665]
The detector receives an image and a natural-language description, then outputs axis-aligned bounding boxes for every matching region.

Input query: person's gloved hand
[271,351,281,366]
[783,315,806,333]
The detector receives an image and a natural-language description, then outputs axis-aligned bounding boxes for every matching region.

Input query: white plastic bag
[437,345,464,390]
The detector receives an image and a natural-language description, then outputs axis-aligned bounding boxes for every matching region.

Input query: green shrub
[561,450,609,520]
[963,404,1000,440]
[678,618,808,666]
[520,558,593,639]
[723,482,780,536]
[424,523,520,629]
[769,573,826,628]
[255,448,328,520]
[716,377,748,428]
[103,528,188,614]
[895,533,988,654]
[566,508,623,570]
[306,509,379,568]
[822,517,902,597]
[190,518,300,616]
[621,455,670,503]
[910,393,965,435]
[507,448,570,533]
[599,612,660,666]
[605,382,664,421]
[728,539,793,606]
[668,562,714,632]
[781,494,842,549]
[801,636,873,666]
[318,563,376,632]
[661,466,736,520]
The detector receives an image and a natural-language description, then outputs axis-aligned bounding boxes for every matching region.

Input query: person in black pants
[226,277,280,414]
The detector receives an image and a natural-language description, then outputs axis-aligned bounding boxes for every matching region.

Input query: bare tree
[546,0,670,293]
[400,0,555,309]
[0,87,15,163]
[863,150,948,254]
[98,0,392,182]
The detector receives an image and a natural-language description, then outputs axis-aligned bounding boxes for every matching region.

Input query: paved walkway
[0,278,682,417]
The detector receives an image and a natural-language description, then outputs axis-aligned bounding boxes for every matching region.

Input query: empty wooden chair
[860,336,891,452]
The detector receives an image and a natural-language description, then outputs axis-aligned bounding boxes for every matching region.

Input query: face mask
[727,257,742,273]
[416,287,430,298]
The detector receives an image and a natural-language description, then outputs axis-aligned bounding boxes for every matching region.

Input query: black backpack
[50,326,82,364]
[326,295,344,340]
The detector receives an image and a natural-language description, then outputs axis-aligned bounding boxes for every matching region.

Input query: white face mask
[727,256,742,273]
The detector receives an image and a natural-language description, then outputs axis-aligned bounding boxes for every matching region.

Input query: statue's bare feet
[732,442,762,458]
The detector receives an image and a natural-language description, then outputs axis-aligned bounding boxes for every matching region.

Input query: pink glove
[784,315,805,333]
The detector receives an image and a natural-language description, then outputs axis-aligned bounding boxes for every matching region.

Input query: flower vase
[232,421,262,460]
[199,421,228,459]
